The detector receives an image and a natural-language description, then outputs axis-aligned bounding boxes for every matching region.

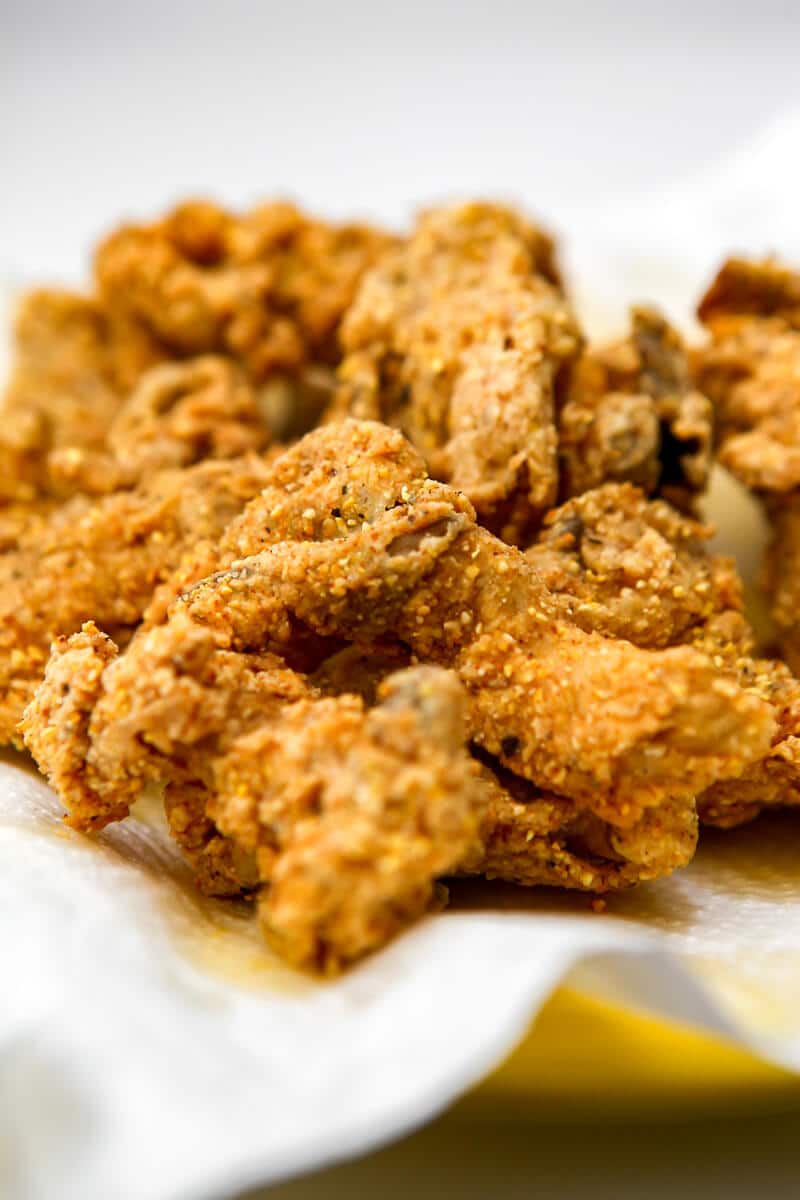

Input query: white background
[3,0,800,285]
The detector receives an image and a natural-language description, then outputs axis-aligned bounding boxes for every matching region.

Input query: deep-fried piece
[0,456,272,744]
[467,758,698,890]
[696,258,800,492]
[24,619,483,970]
[525,484,800,827]
[558,307,712,510]
[765,495,800,674]
[47,356,269,495]
[696,258,800,664]
[311,646,699,889]
[697,655,800,827]
[173,421,773,823]
[526,483,733,647]
[0,289,163,500]
[95,200,395,380]
[331,202,581,542]
[21,613,312,830]
[214,668,483,971]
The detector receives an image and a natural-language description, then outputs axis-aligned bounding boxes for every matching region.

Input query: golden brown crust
[214,668,483,971]
[524,483,800,827]
[0,456,272,743]
[0,289,164,500]
[95,200,395,380]
[330,202,581,543]
[169,422,773,820]
[558,307,712,510]
[696,258,800,667]
[48,356,269,495]
[526,483,731,647]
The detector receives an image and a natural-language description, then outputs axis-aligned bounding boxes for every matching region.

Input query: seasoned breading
[48,356,269,495]
[558,307,712,510]
[24,618,483,970]
[214,668,483,971]
[310,646,700,889]
[171,421,773,821]
[0,457,272,744]
[331,202,581,543]
[696,258,800,665]
[0,289,163,500]
[526,483,800,827]
[95,200,395,379]
[526,483,732,647]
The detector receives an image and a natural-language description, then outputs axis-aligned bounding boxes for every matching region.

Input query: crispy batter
[0,289,163,500]
[310,646,699,889]
[214,668,483,971]
[526,483,800,827]
[558,307,712,510]
[696,258,800,665]
[171,421,773,822]
[468,758,698,889]
[763,493,800,678]
[48,356,269,495]
[331,202,581,542]
[95,200,395,380]
[24,619,483,970]
[526,483,733,647]
[0,456,272,744]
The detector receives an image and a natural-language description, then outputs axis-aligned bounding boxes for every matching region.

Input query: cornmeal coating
[526,483,731,647]
[696,258,800,665]
[310,646,699,889]
[214,668,483,971]
[526,484,800,827]
[95,200,395,380]
[0,289,163,500]
[174,421,773,823]
[24,618,483,970]
[48,356,268,495]
[558,307,712,510]
[468,758,698,890]
[0,457,271,744]
[697,260,800,493]
[331,202,581,542]
[764,495,800,674]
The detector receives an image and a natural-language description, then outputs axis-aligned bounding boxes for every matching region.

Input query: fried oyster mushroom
[310,646,700,890]
[0,456,272,744]
[23,617,484,972]
[330,202,581,543]
[696,257,800,666]
[48,355,269,496]
[0,289,164,501]
[526,482,800,828]
[95,199,396,381]
[120,420,770,841]
[558,307,712,510]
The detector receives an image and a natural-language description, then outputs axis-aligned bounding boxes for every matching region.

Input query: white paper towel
[4,112,800,1200]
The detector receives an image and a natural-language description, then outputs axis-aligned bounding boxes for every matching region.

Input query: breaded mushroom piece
[214,668,484,971]
[167,420,774,822]
[311,646,700,890]
[526,483,800,828]
[0,456,272,743]
[331,202,581,543]
[0,289,163,501]
[47,356,269,495]
[526,482,733,647]
[24,620,483,971]
[558,307,712,511]
[95,199,395,380]
[696,257,800,667]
